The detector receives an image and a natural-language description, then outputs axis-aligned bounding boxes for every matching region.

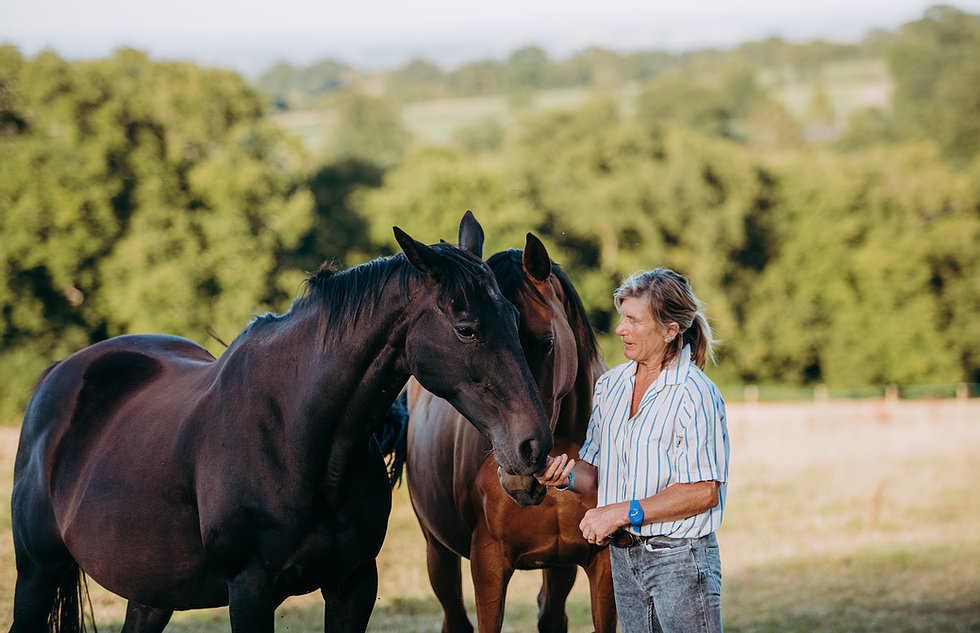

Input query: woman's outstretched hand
[534,454,575,488]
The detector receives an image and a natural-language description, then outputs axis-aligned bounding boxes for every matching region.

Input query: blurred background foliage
[1,5,979,421]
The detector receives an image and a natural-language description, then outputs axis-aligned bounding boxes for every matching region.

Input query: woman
[536,268,729,633]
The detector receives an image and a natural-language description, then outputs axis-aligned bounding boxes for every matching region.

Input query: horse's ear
[522,232,552,284]
[394,226,442,275]
[458,210,484,259]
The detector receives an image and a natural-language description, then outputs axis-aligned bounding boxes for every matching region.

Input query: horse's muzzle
[497,469,548,507]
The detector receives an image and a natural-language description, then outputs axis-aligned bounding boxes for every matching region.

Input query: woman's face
[615,296,672,366]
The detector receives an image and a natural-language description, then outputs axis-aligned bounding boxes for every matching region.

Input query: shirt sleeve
[578,371,608,466]
[672,374,728,485]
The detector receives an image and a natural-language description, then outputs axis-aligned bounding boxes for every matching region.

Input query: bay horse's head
[395,212,552,477]
[485,235,584,505]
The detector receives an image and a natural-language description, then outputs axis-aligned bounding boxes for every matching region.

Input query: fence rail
[719,382,980,403]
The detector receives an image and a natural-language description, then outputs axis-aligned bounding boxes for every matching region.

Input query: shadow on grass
[29,540,980,633]
[101,596,449,633]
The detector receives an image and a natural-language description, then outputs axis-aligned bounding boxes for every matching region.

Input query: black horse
[9,212,552,633]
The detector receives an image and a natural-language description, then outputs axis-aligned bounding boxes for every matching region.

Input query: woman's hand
[579,504,627,546]
[534,454,575,488]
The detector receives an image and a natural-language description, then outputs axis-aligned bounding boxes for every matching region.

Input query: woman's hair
[613,268,717,370]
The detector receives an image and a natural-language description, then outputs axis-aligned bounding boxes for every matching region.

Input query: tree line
[257,28,879,107]
[1,5,978,421]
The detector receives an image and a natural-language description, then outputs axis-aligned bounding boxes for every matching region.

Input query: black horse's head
[394,212,552,477]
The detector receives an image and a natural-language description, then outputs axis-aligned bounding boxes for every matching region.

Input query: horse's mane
[486,249,601,366]
[289,244,490,342]
[551,265,602,366]
[299,255,409,325]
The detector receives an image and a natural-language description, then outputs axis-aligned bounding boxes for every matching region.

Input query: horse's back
[16,333,216,483]
[17,334,214,453]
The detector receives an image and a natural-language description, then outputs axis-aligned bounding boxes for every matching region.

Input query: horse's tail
[375,391,409,488]
[48,564,97,633]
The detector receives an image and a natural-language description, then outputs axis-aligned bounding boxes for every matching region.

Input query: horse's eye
[454,324,478,341]
[540,337,555,354]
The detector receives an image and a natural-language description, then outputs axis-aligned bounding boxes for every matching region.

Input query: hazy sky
[3,0,979,75]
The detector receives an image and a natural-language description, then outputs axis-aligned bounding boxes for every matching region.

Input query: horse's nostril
[519,438,541,467]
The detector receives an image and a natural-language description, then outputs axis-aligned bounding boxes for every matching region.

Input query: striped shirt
[579,344,729,538]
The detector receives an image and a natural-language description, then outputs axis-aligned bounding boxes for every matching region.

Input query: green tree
[745,99,803,151]
[356,146,538,257]
[888,4,980,164]
[351,95,980,388]
[0,48,313,421]
[835,107,897,152]
[503,46,551,92]
[447,61,503,97]
[560,47,628,90]
[256,62,299,110]
[511,99,778,367]
[739,143,979,386]
[281,158,383,275]
[256,59,360,110]
[634,75,736,139]
[385,59,446,101]
[357,97,779,367]
[326,92,412,168]
[451,116,505,154]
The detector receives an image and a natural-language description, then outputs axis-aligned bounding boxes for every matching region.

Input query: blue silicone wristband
[555,471,574,491]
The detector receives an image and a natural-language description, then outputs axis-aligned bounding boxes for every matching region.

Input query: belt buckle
[608,529,641,548]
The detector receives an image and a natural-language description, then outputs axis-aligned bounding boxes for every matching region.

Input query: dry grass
[2,400,979,632]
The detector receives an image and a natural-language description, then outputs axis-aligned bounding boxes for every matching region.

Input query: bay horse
[9,212,552,633]
[402,233,615,633]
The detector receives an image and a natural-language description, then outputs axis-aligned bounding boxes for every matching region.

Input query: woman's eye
[455,325,477,340]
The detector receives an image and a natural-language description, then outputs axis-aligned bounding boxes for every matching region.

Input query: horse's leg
[9,557,77,633]
[424,536,473,633]
[10,482,85,633]
[226,566,278,633]
[469,544,514,633]
[121,601,174,633]
[321,559,378,633]
[537,566,576,633]
[584,552,617,633]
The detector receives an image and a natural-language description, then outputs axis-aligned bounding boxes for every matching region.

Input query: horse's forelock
[424,242,498,304]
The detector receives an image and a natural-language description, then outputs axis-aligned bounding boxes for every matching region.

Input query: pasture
[271,59,890,155]
[2,399,978,632]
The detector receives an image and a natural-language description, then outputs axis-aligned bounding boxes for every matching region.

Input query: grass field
[271,59,891,156]
[272,85,599,156]
[2,399,978,632]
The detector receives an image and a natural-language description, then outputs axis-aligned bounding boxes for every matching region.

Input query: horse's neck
[554,354,605,445]
[221,281,416,470]
[300,290,413,418]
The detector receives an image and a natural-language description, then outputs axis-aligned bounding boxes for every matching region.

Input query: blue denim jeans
[609,532,723,633]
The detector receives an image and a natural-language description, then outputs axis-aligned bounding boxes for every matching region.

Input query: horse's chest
[203,450,391,591]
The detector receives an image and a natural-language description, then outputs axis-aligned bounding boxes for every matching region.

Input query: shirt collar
[662,343,692,386]
[631,343,692,393]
